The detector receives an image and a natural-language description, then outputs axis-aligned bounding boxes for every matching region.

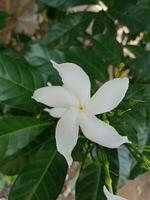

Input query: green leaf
[0,131,50,175]
[106,149,119,191]
[95,147,119,192]
[24,44,64,84]
[0,54,44,112]
[125,45,145,57]
[126,83,150,104]
[72,137,88,162]
[103,0,137,11]
[41,12,95,46]
[93,11,115,36]
[9,140,68,200]
[0,116,49,162]
[76,164,105,200]
[0,149,28,176]
[93,34,123,65]
[39,0,98,8]
[25,44,65,66]
[110,0,150,33]
[126,46,150,82]
[117,106,148,144]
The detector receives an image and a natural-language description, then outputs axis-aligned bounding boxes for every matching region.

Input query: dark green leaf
[41,13,95,46]
[110,0,150,33]
[93,11,115,36]
[0,116,49,162]
[126,46,150,82]
[9,140,68,200]
[0,150,28,176]
[39,0,98,8]
[0,130,50,175]
[103,0,137,11]
[126,83,150,104]
[125,45,145,57]
[93,34,123,65]
[72,137,88,162]
[76,164,105,200]
[25,44,65,66]
[0,54,44,112]
[117,106,148,144]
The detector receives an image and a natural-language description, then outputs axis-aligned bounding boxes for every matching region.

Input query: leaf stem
[100,149,113,193]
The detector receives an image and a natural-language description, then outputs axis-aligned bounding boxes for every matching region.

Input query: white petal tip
[56,145,73,168]
[122,136,131,144]
[59,152,73,167]
[50,60,60,70]
[47,82,52,87]
[43,108,50,113]
[103,185,127,200]
[103,186,112,198]
[50,59,55,63]
[31,94,36,100]
[111,136,131,149]
[126,140,132,144]
[50,59,58,66]
[103,186,108,193]
[31,91,40,102]
[67,158,73,168]
[116,136,131,148]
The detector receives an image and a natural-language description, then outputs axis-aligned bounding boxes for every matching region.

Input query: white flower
[32,61,130,166]
[103,186,127,200]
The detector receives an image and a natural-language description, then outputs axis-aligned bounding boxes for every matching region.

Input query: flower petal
[51,60,91,105]
[87,78,129,115]
[32,86,78,107]
[44,107,66,118]
[103,186,127,200]
[79,113,130,148]
[56,108,79,166]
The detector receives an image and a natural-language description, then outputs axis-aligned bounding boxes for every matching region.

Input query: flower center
[78,106,84,112]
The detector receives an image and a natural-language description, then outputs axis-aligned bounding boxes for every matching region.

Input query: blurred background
[0,0,150,199]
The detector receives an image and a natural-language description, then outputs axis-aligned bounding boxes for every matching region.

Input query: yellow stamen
[79,106,84,112]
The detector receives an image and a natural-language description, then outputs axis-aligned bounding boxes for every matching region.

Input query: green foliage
[9,140,68,200]
[76,164,104,200]
[0,128,50,176]
[126,45,150,82]
[92,34,123,65]
[41,12,96,47]
[39,0,98,8]
[0,116,49,162]
[0,0,150,199]
[105,0,150,33]
[0,54,44,112]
